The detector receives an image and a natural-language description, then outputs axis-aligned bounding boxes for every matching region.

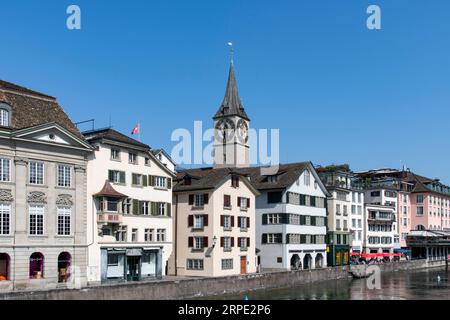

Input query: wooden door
[240,256,247,274]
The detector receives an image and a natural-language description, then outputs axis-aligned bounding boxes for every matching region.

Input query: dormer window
[0,104,11,127]
[268,175,278,183]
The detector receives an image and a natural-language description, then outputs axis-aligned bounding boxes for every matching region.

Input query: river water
[206,267,450,300]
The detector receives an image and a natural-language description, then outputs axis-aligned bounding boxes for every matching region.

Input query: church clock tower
[213,58,250,168]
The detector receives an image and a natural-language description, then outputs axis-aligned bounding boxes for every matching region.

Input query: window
[304,170,311,186]
[57,207,71,236]
[128,152,137,164]
[0,158,10,182]
[107,254,120,266]
[158,203,166,216]
[221,259,233,270]
[416,194,424,204]
[156,229,166,242]
[29,252,44,279]
[239,216,248,229]
[194,194,205,208]
[131,229,138,242]
[29,161,44,185]
[29,205,44,235]
[116,226,127,242]
[416,207,424,216]
[154,176,166,188]
[263,233,283,244]
[371,191,381,197]
[231,176,240,188]
[224,194,231,208]
[132,173,143,186]
[0,108,9,127]
[0,204,11,235]
[223,215,231,229]
[351,205,356,214]
[122,198,132,214]
[186,259,203,270]
[140,201,150,215]
[194,237,204,250]
[239,237,248,250]
[144,157,150,166]
[222,237,232,250]
[0,253,9,280]
[239,197,248,210]
[108,170,126,184]
[267,191,283,204]
[194,215,204,229]
[57,165,71,187]
[144,229,154,242]
[111,149,120,160]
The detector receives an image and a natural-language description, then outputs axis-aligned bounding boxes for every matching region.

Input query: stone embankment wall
[0,259,445,300]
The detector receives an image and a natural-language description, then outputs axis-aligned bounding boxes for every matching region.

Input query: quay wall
[0,259,445,300]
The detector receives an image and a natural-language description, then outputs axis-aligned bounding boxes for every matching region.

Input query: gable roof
[174,162,330,197]
[82,128,150,149]
[213,62,250,121]
[0,80,85,140]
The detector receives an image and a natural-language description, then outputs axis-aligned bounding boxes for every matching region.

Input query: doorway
[240,256,247,274]
[126,256,141,281]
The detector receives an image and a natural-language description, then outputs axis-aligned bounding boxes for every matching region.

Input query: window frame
[0,203,11,236]
[57,164,72,188]
[29,161,45,185]
[29,205,45,236]
[0,158,11,182]
[56,206,71,236]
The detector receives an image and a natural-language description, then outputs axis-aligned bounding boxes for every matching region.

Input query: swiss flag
[131,123,140,135]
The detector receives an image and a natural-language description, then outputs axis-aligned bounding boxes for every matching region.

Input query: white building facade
[84,128,174,284]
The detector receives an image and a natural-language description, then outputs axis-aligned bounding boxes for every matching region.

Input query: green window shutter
[167,203,171,217]
[120,171,126,184]
[131,173,136,185]
[132,199,139,215]
[262,214,268,225]
[108,170,113,181]
[138,201,143,215]
[167,178,172,189]
[149,175,155,187]
[151,202,158,216]
[143,175,148,187]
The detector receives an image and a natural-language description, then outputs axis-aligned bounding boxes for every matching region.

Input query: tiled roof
[93,181,128,198]
[174,162,311,192]
[83,128,150,149]
[0,80,84,139]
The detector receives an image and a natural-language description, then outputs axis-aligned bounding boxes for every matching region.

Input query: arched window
[29,252,44,279]
[0,253,10,281]
[416,225,426,231]
[0,104,11,127]
[58,252,71,283]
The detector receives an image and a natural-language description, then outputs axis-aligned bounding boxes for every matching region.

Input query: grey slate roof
[213,63,250,121]
[0,80,85,140]
[83,128,150,149]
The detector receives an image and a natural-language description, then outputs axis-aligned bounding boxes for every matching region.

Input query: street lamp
[212,236,218,248]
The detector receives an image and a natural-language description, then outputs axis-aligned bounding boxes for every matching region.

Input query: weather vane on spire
[228,42,234,64]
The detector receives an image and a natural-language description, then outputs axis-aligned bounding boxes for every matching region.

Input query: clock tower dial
[236,119,249,144]
[214,118,235,143]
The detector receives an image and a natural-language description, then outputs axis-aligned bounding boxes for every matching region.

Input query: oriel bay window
[57,164,72,187]
[0,204,11,235]
[29,161,44,185]
[29,205,44,235]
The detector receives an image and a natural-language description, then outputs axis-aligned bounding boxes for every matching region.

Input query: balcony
[97,213,122,224]
[368,212,395,222]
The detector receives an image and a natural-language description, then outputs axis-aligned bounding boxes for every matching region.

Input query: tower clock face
[236,119,249,143]
[215,119,235,142]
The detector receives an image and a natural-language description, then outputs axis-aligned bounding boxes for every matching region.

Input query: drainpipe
[174,194,178,276]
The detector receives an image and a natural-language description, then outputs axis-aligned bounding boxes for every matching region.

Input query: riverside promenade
[0,259,446,300]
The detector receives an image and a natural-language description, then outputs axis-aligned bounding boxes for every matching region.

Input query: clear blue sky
[1,1,449,182]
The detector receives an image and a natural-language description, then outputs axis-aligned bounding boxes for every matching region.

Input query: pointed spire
[213,49,250,121]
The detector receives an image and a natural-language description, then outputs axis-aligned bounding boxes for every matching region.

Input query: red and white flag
[131,123,140,135]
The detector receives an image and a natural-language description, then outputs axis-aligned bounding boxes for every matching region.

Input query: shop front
[101,248,162,282]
